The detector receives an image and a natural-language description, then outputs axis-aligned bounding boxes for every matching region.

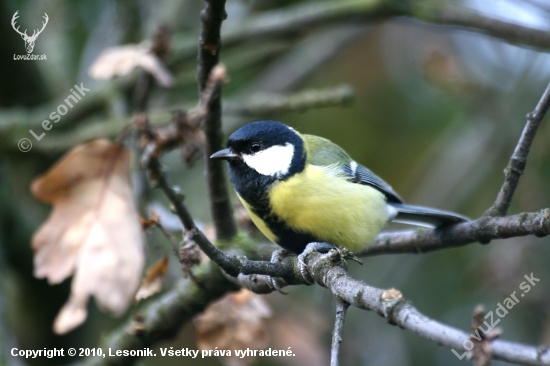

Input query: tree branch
[470,305,501,366]
[224,85,354,116]
[197,0,238,241]
[428,4,550,50]
[330,298,349,366]
[84,246,550,366]
[303,252,550,366]
[361,209,550,256]
[484,81,550,217]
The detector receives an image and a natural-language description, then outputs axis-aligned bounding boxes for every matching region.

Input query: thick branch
[304,253,550,366]
[361,209,550,256]
[485,81,550,217]
[197,0,237,241]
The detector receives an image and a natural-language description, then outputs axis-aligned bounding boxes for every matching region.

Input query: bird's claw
[338,247,363,265]
[269,276,288,294]
[268,249,289,294]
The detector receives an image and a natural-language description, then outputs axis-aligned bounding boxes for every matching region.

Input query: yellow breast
[237,195,279,243]
[267,165,388,252]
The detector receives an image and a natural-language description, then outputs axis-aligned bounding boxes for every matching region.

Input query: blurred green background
[1,0,550,365]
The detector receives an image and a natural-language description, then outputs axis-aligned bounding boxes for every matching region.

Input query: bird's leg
[298,243,363,284]
[268,249,289,294]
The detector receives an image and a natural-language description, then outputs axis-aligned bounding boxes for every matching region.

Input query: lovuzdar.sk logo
[11,10,48,61]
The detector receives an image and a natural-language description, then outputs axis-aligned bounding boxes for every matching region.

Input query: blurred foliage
[2,0,550,365]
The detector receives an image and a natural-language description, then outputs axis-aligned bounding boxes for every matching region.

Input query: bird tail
[388,203,469,228]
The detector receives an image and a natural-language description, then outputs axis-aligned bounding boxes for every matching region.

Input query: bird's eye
[250,142,261,153]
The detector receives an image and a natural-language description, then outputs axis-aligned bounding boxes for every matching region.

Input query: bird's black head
[211,121,306,203]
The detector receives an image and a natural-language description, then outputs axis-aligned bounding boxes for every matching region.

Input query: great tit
[211,121,468,255]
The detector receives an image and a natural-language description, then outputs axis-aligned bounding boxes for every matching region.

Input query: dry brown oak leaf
[31,139,144,334]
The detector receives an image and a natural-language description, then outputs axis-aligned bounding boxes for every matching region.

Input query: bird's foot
[298,243,363,284]
[298,242,337,284]
[268,249,289,294]
[337,247,363,265]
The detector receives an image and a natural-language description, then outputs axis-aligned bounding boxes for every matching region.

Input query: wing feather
[302,134,402,203]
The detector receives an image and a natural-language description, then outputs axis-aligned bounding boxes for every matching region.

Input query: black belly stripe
[229,158,316,254]
[238,185,319,253]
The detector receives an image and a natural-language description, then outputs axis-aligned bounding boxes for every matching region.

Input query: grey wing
[344,164,469,226]
[342,163,403,203]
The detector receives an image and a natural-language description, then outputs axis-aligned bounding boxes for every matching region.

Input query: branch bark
[330,298,349,366]
[197,0,238,241]
[484,81,550,217]
[303,252,550,366]
[361,209,550,256]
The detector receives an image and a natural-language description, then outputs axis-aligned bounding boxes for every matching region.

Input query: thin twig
[197,0,238,241]
[154,222,180,265]
[470,305,501,366]
[145,156,235,269]
[330,298,349,366]
[429,4,550,50]
[144,153,299,279]
[135,66,227,166]
[224,85,354,115]
[134,26,171,113]
[484,81,550,217]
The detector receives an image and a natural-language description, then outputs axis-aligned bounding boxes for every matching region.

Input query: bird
[211,120,468,259]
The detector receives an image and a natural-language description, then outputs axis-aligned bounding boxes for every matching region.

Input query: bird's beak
[210,148,240,160]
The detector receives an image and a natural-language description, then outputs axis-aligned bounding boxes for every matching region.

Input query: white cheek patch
[242,143,295,177]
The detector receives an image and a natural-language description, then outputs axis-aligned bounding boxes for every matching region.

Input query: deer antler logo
[11,11,49,54]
